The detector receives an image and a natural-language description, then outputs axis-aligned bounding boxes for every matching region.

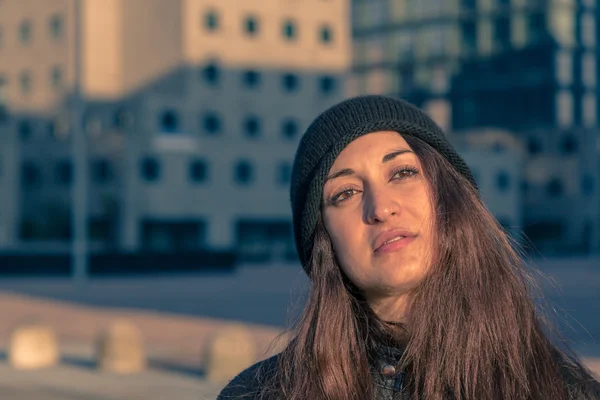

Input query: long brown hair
[257,134,600,400]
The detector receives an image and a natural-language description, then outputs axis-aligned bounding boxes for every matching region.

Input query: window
[20,71,32,94]
[244,15,259,36]
[51,66,63,90]
[582,53,596,87]
[528,13,545,43]
[496,171,511,192]
[49,14,63,39]
[18,120,32,141]
[282,73,299,92]
[546,177,563,197]
[494,16,511,48]
[189,159,208,183]
[204,10,219,31]
[21,161,41,187]
[583,93,596,126]
[283,19,297,40]
[555,51,572,85]
[202,112,222,135]
[556,90,573,128]
[320,25,333,44]
[56,159,73,186]
[461,0,476,11]
[319,75,336,95]
[141,157,160,182]
[92,159,113,184]
[234,160,253,184]
[20,20,32,44]
[201,62,220,85]
[527,136,541,154]
[242,70,261,88]
[581,13,595,47]
[282,119,299,139]
[159,109,179,133]
[461,21,477,53]
[0,26,4,48]
[244,116,261,138]
[560,134,577,154]
[113,107,134,129]
[582,174,594,195]
[277,162,292,186]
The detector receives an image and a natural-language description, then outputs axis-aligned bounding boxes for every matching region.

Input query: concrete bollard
[9,323,59,370]
[204,324,257,384]
[96,319,146,374]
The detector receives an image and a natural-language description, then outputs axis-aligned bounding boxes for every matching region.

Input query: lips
[373,228,417,252]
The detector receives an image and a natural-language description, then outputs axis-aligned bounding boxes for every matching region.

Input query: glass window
[283,19,297,41]
[496,171,511,192]
[320,25,333,44]
[18,120,33,141]
[319,75,336,95]
[582,53,596,87]
[582,174,594,195]
[140,157,160,182]
[527,136,542,154]
[56,159,73,186]
[581,12,595,47]
[49,14,63,39]
[242,70,261,88]
[189,159,208,183]
[461,20,477,53]
[159,109,179,133]
[204,10,219,31]
[556,90,573,128]
[546,177,563,197]
[20,20,32,44]
[244,115,261,138]
[281,119,299,139]
[277,162,292,186]
[202,112,222,135]
[20,71,32,94]
[201,62,220,85]
[494,16,511,48]
[51,66,63,90]
[555,51,572,85]
[282,73,300,92]
[550,8,574,46]
[527,12,545,44]
[92,159,113,184]
[234,160,253,185]
[560,134,577,154]
[244,15,259,36]
[583,92,597,126]
[21,161,41,187]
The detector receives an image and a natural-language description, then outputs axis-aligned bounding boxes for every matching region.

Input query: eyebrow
[324,149,414,183]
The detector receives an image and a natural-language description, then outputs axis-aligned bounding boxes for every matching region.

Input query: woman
[217,95,600,399]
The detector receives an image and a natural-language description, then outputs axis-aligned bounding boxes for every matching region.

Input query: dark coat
[217,344,409,400]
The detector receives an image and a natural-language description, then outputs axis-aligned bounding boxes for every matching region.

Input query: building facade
[351,0,600,254]
[0,0,351,259]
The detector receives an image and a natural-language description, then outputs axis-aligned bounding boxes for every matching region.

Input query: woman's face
[322,131,434,316]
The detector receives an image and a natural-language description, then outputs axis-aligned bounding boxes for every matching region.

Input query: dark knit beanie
[290,95,478,274]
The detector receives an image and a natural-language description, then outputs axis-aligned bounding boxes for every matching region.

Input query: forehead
[331,131,411,167]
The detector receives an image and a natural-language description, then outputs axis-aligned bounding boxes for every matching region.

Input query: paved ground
[0,257,597,399]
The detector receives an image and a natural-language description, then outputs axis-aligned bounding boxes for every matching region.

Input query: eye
[330,186,360,205]
[391,166,419,180]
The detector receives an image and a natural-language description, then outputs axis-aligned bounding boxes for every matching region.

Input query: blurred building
[0,0,350,260]
[351,0,600,255]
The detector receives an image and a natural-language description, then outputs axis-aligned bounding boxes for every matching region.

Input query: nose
[364,187,401,224]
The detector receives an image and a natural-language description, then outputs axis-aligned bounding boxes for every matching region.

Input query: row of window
[0,67,64,97]
[0,15,63,48]
[22,159,113,187]
[158,111,301,139]
[527,134,580,155]
[200,64,337,94]
[202,11,334,45]
[20,158,293,188]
